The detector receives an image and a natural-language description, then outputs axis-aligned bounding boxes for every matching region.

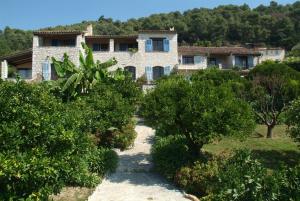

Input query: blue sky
[0,0,297,30]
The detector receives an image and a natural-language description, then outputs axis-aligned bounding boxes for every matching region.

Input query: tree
[141,75,255,157]
[247,62,300,138]
[52,43,121,99]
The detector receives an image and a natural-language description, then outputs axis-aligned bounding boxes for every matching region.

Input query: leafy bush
[88,147,118,176]
[173,149,300,201]
[151,135,194,180]
[0,81,117,200]
[111,121,137,151]
[175,159,220,197]
[286,97,300,145]
[107,74,142,106]
[141,74,255,156]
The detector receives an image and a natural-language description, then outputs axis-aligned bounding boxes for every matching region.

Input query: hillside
[0,1,300,57]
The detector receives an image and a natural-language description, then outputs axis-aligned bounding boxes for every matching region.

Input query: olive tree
[247,62,300,138]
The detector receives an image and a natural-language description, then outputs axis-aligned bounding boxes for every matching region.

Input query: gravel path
[88,122,189,201]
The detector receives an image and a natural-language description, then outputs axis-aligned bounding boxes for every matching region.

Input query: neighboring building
[0,25,285,82]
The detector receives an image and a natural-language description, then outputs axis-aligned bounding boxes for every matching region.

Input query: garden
[140,62,300,201]
[0,44,142,200]
[1,44,300,200]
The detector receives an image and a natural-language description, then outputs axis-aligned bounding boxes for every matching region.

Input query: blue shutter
[194,56,202,64]
[163,39,170,52]
[42,61,50,81]
[164,66,171,76]
[248,56,254,68]
[145,66,153,81]
[145,39,153,52]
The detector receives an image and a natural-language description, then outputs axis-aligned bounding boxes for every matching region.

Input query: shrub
[141,75,255,156]
[205,150,300,201]
[151,135,194,180]
[286,98,300,145]
[0,81,117,200]
[175,159,220,197]
[111,121,137,151]
[88,147,118,176]
[107,75,142,106]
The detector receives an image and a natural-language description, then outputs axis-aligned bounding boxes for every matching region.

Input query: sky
[0,0,297,30]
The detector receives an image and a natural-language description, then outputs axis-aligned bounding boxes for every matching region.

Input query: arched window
[153,66,164,80]
[124,66,136,80]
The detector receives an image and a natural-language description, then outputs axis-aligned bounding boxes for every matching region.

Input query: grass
[204,125,300,170]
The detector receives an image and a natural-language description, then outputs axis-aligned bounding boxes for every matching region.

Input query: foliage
[175,159,220,197]
[151,135,193,180]
[247,61,300,138]
[87,147,118,176]
[110,121,137,151]
[52,43,118,99]
[286,97,300,145]
[0,81,117,200]
[106,73,142,106]
[141,74,255,156]
[65,83,136,150]
[1,2,300,57]
[173,149,300,201]
[206,150,300,201]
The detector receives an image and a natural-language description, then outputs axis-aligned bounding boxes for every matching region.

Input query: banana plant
[52,43,119,97]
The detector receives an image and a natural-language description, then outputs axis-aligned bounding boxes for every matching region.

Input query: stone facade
[32,35,84,80]
[0,25,287,81]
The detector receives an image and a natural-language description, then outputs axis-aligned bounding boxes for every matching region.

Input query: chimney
[86,24,93,36]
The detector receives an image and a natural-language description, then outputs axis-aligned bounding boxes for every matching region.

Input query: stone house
[0,25,285,82]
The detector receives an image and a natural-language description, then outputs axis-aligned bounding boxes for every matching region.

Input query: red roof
[178,46,261,56]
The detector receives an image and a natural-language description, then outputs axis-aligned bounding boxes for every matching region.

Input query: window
[17,68,32,79]
[209,58,217,66]
[118,43,137,52]
[51,39,75,47]
[93,43,109,51]
[182,56,194,64]
[124,66,136,80]
[51,64,58,80]
[153,66,164,80]
[151,38,164,52]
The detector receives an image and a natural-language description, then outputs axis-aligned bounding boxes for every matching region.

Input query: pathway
[88,121,189,201]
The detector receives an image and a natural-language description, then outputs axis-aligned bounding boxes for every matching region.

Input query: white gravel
[88,123,189,201]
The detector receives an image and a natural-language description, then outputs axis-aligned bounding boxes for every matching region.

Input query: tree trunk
[267,125,274,138]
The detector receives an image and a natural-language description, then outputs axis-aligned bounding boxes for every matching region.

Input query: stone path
[88,122,189,201]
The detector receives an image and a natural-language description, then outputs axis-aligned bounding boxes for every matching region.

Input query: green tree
[141,75,255,156]
[247,62,300,138]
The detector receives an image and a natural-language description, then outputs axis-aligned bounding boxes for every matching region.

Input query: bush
[111,121,137,151]
[206,150,300,201]
[0,81,117,200]
[151,135,195,180]
[175,159,220,197]
[141,74,255,156]
[286,97,300,145]
[88,147,118,176]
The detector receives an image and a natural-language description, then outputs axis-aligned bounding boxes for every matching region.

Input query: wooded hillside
[1,1,299,57]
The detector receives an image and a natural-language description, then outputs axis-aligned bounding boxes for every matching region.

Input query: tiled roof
[139,30,177,34]
[178,46,262,56]
[0,49,32,65]
[86,35,138,39]
[33,30,83,35]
